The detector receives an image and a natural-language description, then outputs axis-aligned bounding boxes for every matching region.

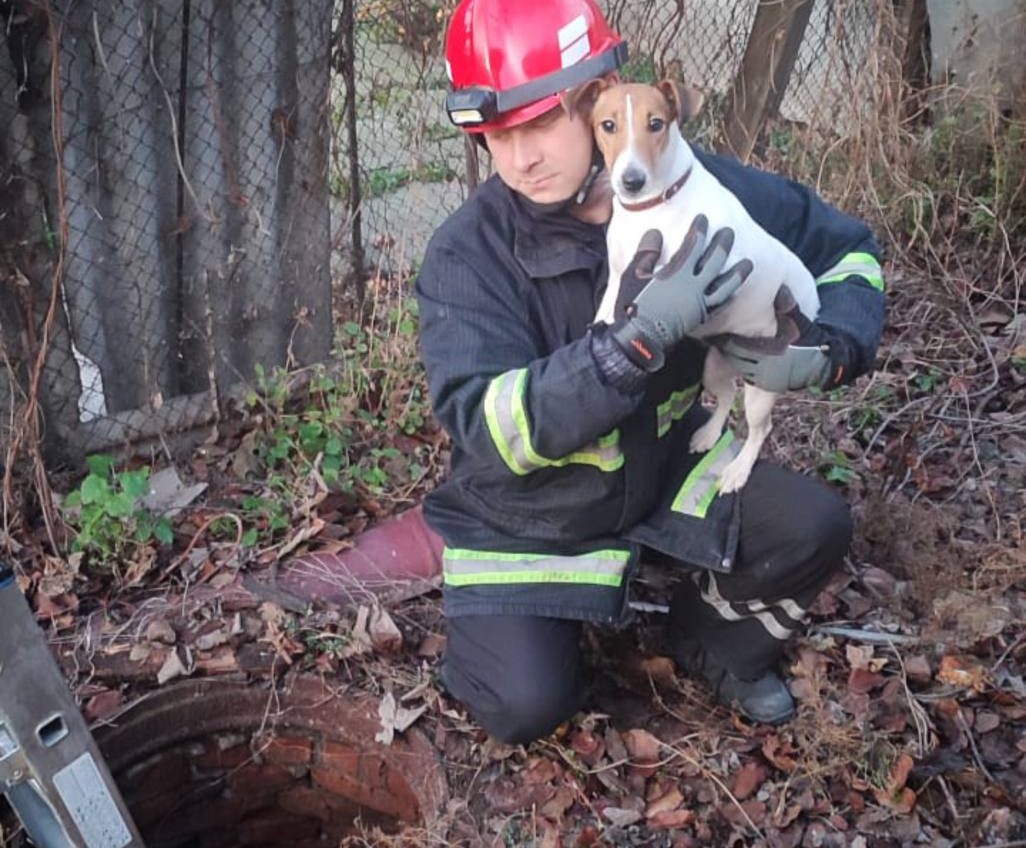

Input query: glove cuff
[822,331,856,389]
[610,319,666,373]
[590,325,649,393]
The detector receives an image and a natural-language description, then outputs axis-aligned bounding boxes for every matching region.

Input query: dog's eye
[649,117,665,132]
[600,119,616,133]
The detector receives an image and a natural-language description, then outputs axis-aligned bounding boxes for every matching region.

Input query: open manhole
[92,675,446,847]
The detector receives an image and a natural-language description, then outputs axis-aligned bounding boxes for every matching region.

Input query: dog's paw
[689,422,722,454]
[718,457,754,494]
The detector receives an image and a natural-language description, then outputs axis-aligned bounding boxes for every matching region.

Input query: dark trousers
[441,463,853,744]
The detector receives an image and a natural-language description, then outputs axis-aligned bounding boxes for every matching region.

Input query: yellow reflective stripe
[672,430,738,517]
[560,430,624,472]
[508,369,549,469]
[483,369,623,474]
[484,371,530,474]
[443,547,629,587]
[656,383,700,438]
[445,571,624,587]
[816,252,883,292]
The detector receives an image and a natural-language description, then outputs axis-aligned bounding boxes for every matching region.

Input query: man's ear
[561,77,608,119]
[656,78,705,124]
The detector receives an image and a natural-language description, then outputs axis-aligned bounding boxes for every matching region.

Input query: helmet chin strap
[574,151,603,206]
[522,147,606,216]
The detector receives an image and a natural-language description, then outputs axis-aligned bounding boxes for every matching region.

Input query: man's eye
[649,117,665,132]
[600,119,616,133]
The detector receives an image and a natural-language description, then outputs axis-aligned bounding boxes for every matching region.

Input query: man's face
[483,106,594,204]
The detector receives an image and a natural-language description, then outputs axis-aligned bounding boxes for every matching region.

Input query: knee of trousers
[444,664,583,745]
[796,489,853,571]
[739,485,853,600]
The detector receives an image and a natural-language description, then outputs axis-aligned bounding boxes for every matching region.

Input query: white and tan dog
[568,79,820,493]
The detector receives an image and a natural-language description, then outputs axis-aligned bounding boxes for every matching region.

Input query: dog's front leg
[689,346,735,454]
[718,383,777,493]
[594,266,623,325]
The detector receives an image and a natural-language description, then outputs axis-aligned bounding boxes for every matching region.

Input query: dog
[565,78,820,493]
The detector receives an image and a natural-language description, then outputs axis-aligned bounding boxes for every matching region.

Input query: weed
[239,492,290,547]
[366,163,457,197]
[246,313,430,503]
[910,367,945,393]
[423,122,460,143]
[621,52,657,84]
[849,384,897,440]
[818,449,858,486]
[1011,349,1026,373]
[61,455,172,566]
[857,738,902,793]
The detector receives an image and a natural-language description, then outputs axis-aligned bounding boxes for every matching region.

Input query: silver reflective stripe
[740,596,807,626]
[671,431,738,517]
[698,573,792,640]
[816,252,884,291]
[656,383,700,438]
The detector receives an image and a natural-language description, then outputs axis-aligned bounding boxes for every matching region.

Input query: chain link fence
[1,0,887,468]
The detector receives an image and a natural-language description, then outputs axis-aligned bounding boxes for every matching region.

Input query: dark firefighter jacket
[414,146,885,624]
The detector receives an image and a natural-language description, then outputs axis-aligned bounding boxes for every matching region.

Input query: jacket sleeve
[696,148,886,379]
[415,245,643,476]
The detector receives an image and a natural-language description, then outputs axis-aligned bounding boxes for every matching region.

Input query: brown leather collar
[618,167,692,212]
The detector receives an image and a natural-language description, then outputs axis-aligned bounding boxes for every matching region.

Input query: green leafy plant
[819,449,858,486]
[910,367,944,392]
[62,455,172,563]
[849,383,897,439]
[239,493,290,547]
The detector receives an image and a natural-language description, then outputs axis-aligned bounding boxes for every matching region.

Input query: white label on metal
[52,753,132,848]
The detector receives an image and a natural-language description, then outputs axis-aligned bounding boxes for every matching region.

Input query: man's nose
[621,166,646,194]
[511,133,542,172]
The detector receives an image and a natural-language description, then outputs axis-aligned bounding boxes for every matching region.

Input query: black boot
[673,640,795,725]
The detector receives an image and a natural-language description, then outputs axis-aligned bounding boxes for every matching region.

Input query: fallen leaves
[937,655,989,693]
[872,752,917,814]
[156,648,188,684]
[730,760,770,801]
[374,690,426,745]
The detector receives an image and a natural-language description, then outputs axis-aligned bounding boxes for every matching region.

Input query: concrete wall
[927,0,1026,115]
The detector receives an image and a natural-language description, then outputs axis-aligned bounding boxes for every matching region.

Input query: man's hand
[612,216,752,372]
[720,286,854,391]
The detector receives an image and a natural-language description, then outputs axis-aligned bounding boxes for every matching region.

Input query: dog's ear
[656,78,705,124]
[562,78,608,118]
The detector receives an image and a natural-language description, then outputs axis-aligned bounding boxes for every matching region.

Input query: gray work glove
[720,285,854,391]
[611,216,752,372]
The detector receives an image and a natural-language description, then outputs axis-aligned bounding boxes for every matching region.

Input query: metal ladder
[0,562,145,847]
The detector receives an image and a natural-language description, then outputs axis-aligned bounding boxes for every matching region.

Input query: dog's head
[564,78,704,203]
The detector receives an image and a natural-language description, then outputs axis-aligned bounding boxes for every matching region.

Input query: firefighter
[414,0,885,742]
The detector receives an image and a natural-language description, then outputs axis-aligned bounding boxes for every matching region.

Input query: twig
[989,632,1025,675]
[954,709,998,787]
[866,395,934,452]
[890,643,935,758]
[663,738,766,840]
[811,625,919,645]
[160,512,243,578]
[5,3,70,556]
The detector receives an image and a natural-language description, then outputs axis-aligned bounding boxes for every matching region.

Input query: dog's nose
[621,168,646,195]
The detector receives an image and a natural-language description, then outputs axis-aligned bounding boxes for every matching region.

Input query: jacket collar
[505,182,607,280]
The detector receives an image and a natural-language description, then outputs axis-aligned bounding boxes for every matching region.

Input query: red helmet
[444,0,627,133]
